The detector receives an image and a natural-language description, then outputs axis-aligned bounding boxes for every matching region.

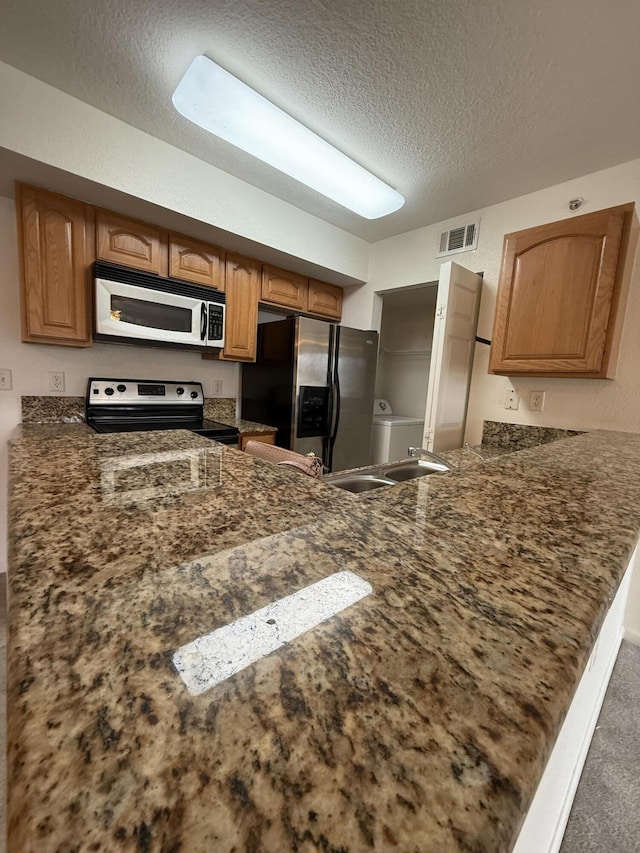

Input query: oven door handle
[200,302,207,341]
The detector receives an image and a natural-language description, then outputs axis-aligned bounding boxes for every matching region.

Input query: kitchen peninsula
[7,427,640,852]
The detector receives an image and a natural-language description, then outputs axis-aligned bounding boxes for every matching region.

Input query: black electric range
[85,378,239,445]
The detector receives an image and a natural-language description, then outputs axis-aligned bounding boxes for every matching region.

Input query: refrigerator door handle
[323,327,335,466]
[327,327,341,471]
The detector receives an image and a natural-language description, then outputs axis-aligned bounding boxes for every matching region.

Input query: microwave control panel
[208,304,225,346]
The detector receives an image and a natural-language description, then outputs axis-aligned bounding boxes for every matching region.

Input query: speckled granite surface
[6,428,640,852]
[439,445,507,467]
[21,395,85,423]
[21,395,276,436]
[482,420,583,451]
[225,418,278,434]
[204,397,278,436]
[203,397,236,421]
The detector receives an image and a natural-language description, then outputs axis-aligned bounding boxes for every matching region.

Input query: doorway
[375,261,483,457]
[376,283,438,421]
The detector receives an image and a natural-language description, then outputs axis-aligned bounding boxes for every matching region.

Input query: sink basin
[322,473,396,493]
[383,460,449,481]
[324,455,453,493]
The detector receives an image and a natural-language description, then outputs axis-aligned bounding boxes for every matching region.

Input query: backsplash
[21,395,237,424]
[482,420,582,451]
[204,398,236,420]
[21,396,85,424]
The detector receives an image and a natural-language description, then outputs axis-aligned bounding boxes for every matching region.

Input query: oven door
[95,278,212,348]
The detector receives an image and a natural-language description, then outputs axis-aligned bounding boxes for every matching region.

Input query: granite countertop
[20,395,278,437]
[7,428,640,852]
[215,417,278,434]
[202,399,277,435]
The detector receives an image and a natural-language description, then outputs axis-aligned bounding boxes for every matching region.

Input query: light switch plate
[0,368,12,390]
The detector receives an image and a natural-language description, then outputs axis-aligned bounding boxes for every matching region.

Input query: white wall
[343,158,640,445]
[0,61,369,284]
[0,194,239,574]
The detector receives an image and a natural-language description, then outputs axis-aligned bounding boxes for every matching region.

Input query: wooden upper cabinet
[261,265,308,311]
[218,253,260,362]
[308,279,343,320]
[169,233,225,289]
[489,203,637,378]
[15,182,348,357]
[96,210,168,275]
[17,184,94,347]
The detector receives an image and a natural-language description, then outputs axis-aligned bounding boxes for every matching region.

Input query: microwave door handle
[200,302,207,342]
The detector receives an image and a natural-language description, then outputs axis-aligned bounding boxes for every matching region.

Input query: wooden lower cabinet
[489,203,637,378]
[17,184,94,346]
[308,279,343,320]
[96,209,168,275]
[239,431,276,451]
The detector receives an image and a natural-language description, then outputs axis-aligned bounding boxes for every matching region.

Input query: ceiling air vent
[437,220,480,257]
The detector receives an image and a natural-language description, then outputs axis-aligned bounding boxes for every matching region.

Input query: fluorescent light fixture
[172,55,405,219]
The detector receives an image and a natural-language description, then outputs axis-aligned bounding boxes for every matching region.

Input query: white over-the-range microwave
[94,262,225,350]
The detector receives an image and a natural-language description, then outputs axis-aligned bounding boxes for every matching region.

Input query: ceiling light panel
[172,55,404,219]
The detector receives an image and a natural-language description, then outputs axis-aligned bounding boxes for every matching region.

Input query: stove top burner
[85,377,239,444]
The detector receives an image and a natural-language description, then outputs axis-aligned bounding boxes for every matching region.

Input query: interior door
[424,261,483,452]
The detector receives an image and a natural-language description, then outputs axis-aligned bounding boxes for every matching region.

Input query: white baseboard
[513,559,632,853]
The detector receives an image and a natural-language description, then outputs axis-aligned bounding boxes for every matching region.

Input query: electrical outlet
[213,380,223,396]
[49,371,65,392]
[504,389,519,410]
[0,368,12,390]
[529,390,546,412]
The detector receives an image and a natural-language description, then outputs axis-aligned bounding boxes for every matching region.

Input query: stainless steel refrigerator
[241,316,379,472]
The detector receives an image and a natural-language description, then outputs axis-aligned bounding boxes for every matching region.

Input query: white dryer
[370,399,424,464]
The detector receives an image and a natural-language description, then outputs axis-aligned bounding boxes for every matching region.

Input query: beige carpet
[560,640,640,853]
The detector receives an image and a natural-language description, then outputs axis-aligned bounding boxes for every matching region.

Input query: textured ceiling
[1,0,640,241]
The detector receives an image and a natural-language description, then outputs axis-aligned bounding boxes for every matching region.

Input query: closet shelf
[380,348,432,357]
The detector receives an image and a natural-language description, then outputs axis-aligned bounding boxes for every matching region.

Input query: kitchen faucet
[407,447,455,470]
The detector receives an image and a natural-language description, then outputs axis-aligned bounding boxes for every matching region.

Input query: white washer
[370,399,424,464]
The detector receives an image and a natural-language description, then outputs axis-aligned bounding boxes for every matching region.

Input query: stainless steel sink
[324,454,452,492]
[383,459,450,481]
[322,473,396,493]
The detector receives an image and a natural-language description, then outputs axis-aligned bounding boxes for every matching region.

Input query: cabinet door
[17,184,94,346]
[424,261,483,453]
[307,279,343,320]
[169,233,225,289]
[219,253,260,361]
[96,210,168,274]
[261,265,308,311]
[489,204,635,378]
[239,432,276,451]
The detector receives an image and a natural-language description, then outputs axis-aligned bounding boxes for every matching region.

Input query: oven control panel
[87,378,204,405]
